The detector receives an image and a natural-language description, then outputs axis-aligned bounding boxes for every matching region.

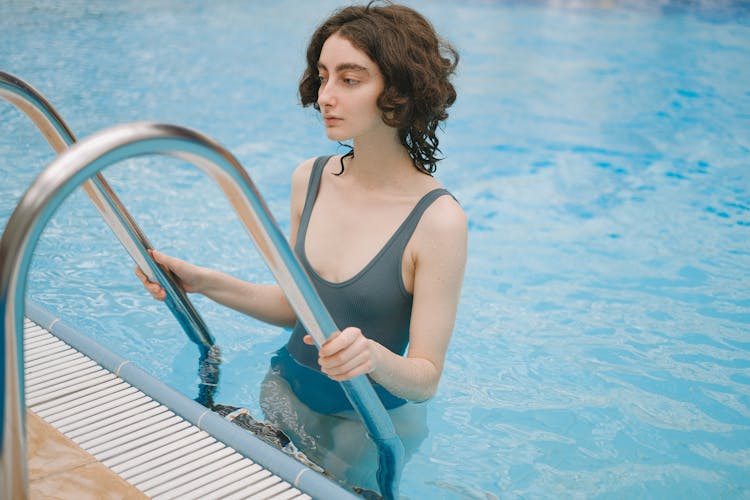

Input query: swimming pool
[2,0,749,497]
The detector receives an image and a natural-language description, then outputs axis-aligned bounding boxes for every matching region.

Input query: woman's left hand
[303,327,378,381]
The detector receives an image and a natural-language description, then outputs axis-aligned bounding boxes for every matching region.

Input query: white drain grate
[23,318,311,500]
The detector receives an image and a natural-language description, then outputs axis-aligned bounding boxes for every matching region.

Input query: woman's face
[316,33,387,142]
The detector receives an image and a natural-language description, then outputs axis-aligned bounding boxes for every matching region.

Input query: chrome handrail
[0,122,405,499]
[0,70,214,350]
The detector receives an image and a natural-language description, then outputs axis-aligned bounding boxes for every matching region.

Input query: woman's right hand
[135,249,203,301]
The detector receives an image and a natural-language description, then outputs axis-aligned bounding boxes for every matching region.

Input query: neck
[347,129,416,189]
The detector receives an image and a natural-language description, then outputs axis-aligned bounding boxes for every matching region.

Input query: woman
[137,1,466,492]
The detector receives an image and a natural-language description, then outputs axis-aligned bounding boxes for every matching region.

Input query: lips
[323,116,342,125]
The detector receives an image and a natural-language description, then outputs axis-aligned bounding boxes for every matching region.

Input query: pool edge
[23,298,358,499]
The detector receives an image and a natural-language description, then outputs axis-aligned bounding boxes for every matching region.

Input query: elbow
[413,386,437,403]
[409,365,441,402]
[374,353,443,402]
[423,377,440,400]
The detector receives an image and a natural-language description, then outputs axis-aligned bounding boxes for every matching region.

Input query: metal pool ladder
[0,120,405,498]
[0,70,214,351]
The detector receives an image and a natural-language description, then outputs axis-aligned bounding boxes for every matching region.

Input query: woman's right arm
[136,250,297,327]
[135,157,317,329]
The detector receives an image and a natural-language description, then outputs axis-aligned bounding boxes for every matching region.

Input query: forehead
[318,32,378,71]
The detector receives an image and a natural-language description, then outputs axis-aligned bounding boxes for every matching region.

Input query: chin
[325,130,351,142]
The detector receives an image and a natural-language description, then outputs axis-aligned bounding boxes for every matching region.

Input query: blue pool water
[2,1,750,497]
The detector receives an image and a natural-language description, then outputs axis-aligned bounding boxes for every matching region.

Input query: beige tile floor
[27,409,147,499]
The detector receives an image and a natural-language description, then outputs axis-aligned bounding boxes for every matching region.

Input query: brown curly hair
[299,1,459,174]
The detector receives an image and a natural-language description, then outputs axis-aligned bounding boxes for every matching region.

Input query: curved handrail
[0,70,214,350]
[0,122,405,499]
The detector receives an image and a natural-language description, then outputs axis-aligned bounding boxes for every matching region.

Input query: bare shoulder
[409,191,468,273]
[289,157,319,237]
[419,193,468,243]
[408,191,467,292]
[291,157,321,205]
[291,156,318,190]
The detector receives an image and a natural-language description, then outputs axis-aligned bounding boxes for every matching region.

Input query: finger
[152,249,169,268]
[135,265,162,296]
[322,350,373,380]
[135,264,156,287]
[318,328,357,357]
[319,334,369,370]
[134,265,147,283]
[303,334,314,345]
[147,283,166,300]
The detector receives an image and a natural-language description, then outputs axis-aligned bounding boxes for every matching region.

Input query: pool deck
[20,314,354,499]
[27,409,147,499]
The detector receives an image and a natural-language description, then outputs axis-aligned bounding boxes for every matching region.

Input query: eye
[343,78,359,85]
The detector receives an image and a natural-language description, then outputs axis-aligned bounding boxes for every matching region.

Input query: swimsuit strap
[386,187,452,256]
[297,155,332,237]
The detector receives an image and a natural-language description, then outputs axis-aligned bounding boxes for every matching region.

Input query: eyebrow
[317,62,370,74]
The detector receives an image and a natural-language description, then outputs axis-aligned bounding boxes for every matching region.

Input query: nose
[317,80,335,109]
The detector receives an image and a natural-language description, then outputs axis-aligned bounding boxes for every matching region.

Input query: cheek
[362,88,384,114]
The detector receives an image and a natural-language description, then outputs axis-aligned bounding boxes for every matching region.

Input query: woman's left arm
[312,196,468,401]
